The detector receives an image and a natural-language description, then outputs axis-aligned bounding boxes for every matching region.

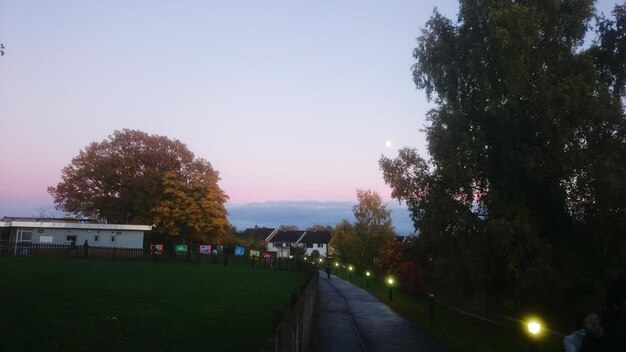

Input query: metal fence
[0,241,314,273]
[0,242,143,259]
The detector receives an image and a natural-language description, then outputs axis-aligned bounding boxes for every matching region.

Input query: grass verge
[0,257,306,351]
[332,269,561,352]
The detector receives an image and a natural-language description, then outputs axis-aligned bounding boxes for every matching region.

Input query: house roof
[269,230,306,243]
[299,231,332,244]
[240,227,276,241]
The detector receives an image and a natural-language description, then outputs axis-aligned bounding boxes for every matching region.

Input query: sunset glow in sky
[0,0,618,218]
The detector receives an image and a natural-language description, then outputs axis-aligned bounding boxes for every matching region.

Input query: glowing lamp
[527,321,541,335]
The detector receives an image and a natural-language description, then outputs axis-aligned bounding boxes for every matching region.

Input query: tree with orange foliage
[49,129,229,243]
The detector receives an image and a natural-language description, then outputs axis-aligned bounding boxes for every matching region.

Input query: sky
[0,0,619,233]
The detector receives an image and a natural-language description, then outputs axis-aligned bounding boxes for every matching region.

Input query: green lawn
[333,270,561,352]
[0,257,307,351]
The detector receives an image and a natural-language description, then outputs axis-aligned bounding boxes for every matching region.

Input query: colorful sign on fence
[150,244,164,255]
[249,250,260,258]
[263,252,273,259]
[234,246,246,256]
[175,244,188,253]
[199,244,211,255]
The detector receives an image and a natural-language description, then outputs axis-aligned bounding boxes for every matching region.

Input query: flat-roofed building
[0,217,152,249]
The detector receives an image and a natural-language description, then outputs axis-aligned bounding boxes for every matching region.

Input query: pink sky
[0,0,618,216]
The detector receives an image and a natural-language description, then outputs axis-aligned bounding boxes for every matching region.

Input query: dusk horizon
[0,198,415,236]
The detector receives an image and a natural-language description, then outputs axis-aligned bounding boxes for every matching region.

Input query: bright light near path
[385,140,392,148]
[527,321,541,335]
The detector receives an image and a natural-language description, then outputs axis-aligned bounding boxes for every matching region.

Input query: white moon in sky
[385,140,392,148]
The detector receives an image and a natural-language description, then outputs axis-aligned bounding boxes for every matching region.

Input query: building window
[66,235,77,243]
[93,235,100,243]
[17,229,33,242]
[317,243,324,248]
[306,243,313,248]
[110,235,116,243]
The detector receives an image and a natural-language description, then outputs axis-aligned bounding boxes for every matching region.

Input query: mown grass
[0,257,306,352]
[333,269,561,352]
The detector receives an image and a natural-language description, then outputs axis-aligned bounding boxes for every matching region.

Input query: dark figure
[324,263,332,279]
[564,314,587,352]
[581,276,626,352]
[83,240,89,258]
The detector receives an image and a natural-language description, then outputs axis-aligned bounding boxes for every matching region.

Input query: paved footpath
[314,272,451,352]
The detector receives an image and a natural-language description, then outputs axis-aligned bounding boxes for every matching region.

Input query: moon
[385,140,392,148]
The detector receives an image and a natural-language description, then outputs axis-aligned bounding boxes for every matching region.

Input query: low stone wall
[264,270,319,352]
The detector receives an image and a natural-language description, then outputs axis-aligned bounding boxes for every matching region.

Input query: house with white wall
[266,230,306,258]
[299,230,332,257]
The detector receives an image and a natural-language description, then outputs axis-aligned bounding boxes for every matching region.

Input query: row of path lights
[335,259,547,350]
[335,262,395,302]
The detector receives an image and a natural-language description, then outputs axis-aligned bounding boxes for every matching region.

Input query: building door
[15,228,33,256]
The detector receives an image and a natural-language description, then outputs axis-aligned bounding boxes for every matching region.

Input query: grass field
[333,269,561,352]
[0,257,307,351]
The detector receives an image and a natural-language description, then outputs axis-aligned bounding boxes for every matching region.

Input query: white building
[299,231,332,257]
[264,229,333,258]
[266,230,306,258]
[0,218,152,249]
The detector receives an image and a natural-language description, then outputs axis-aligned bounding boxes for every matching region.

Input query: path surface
[314,272,450,352]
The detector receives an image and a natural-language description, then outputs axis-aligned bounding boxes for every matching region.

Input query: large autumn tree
[330,190,396,269]
[48,129,229,243]
[380,1,626,310]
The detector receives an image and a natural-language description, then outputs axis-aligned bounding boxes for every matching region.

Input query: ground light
[348,265,353,280]
[523,316,545,338]
[528,321,541,335]
[428,292,436,328]
[523,316,545,351]
[365,271,371,287]
[386,276,395,301]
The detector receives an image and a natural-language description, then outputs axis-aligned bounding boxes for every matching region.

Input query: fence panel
[1,242,316,276]
[0,242,144,260]
[263,270,319,352]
